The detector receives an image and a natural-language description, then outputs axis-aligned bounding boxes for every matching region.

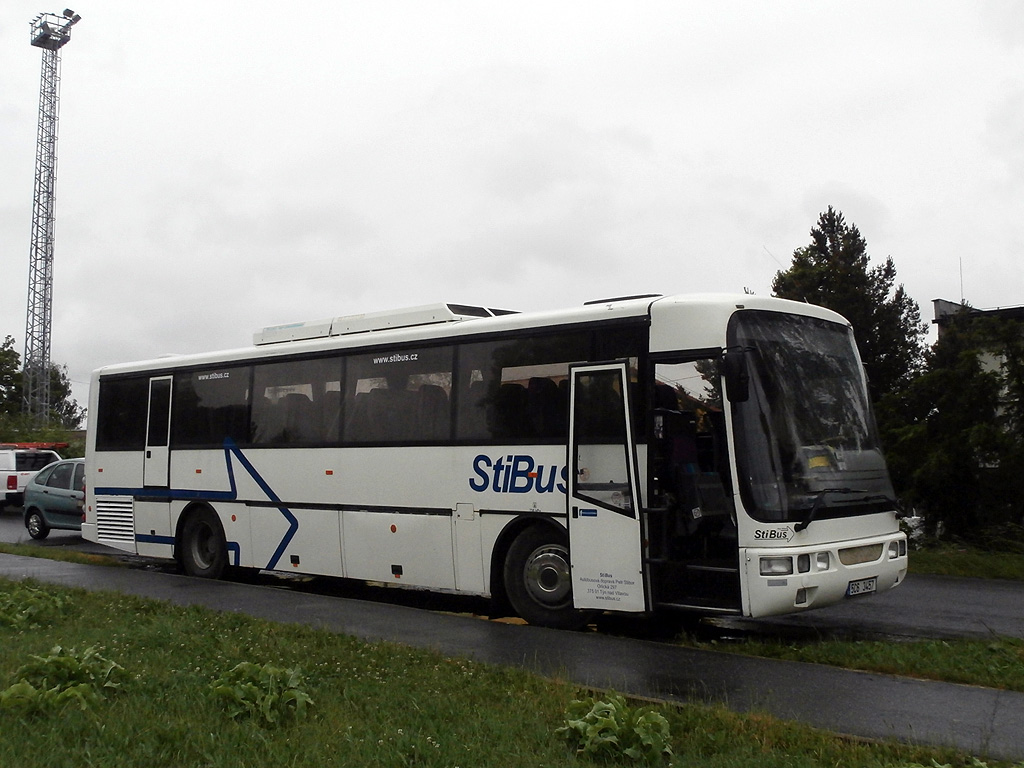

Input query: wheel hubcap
[523,544,572,607]
[190,523,215,569]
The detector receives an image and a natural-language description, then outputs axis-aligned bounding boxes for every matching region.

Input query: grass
[910,545,1024,581]
[0,541,125,568]
[690,635,1024,692]
[0,576,978,768]
[8,536,1024,765]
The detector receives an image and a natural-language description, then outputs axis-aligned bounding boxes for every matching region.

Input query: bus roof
[92,293,849,378]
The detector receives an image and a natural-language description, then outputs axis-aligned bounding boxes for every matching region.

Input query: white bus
[84,294,908,629]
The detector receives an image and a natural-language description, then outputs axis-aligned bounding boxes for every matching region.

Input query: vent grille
[838,543,883,566]
[96,496,135,542]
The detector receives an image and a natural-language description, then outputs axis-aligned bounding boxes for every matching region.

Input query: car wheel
[503,525,590,630]
[179,508,228,579]
[26,510,50,540]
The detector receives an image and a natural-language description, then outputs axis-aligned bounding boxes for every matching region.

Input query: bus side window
[250,358,341,446]
[95,376,150,451]
[342,347,454,443]
[454,333,589,442]
[173,367,252,448]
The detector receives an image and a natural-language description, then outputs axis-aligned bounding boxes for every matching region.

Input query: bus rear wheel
[503,526,589,630]
[179,508,228,579]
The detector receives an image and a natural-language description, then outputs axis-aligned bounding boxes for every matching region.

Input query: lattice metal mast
[24,9,81,423]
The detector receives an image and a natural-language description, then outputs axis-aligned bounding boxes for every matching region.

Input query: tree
[0,335,21,417]
[878,310,1024,538]
[772,207,928,402]
[49,363,86,429]
[0,334,85,434]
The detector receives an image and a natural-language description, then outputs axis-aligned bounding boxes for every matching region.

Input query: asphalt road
[3,507,1022,643]
[4,508,1024,760]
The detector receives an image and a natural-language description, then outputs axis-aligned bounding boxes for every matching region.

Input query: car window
[33,465,55,485]
[46,462,74,490]
[16,452,59,471]
[73,462,85,491]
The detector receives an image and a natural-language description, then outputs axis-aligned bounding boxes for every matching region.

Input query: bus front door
[143,376,172,488]
[567,362,647,614]
[646,359,741,613]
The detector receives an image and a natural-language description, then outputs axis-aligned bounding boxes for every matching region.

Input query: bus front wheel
[179,508,228,579]
[503,526,589,630]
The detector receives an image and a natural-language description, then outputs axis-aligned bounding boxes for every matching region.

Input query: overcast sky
[2,1,1023,412]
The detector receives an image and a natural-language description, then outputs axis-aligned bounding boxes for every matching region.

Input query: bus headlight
[760,557,793,576]
[797,553,830,573]
[889,541,907,559]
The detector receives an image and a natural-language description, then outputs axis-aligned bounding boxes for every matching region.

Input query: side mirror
[723,348,750,403]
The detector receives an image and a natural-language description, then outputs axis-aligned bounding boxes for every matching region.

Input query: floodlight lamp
[63,8,74,18]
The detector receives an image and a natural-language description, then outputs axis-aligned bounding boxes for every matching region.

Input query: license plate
[847,577,877,597]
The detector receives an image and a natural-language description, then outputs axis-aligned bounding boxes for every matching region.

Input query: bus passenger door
[567,362,646,613]
[646,359,740,612]
[144,376,172,488]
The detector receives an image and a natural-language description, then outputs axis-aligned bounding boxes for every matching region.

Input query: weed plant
[557,693,673,763]
[0,581,68,628]
[1,644,126,714]
[0,577,990,767]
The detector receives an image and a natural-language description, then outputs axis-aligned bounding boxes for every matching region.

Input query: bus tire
[26,510,49,540]
[503,526,589,630]
[179,508,228,579]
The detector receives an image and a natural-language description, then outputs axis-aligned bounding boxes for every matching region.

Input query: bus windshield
[728,310,895,524]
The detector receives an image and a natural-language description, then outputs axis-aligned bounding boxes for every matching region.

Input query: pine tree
[772,207,927,402]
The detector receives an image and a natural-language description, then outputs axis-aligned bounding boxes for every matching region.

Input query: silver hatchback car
[23,458,85,540]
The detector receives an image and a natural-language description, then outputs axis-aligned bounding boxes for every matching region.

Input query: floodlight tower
[24,9,81,423]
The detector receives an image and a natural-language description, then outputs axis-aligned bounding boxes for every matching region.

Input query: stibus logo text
[754,528,794,542]
[469,454,568,494]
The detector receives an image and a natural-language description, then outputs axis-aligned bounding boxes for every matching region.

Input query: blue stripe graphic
[94,438,298,571]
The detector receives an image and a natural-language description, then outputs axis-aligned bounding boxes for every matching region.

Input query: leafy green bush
[0,644,126,715]
[0,582,68,629]
[211,661,313,726]
[556,693,673,764]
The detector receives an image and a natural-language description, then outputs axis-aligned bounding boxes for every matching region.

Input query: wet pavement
[2,550,1024,761]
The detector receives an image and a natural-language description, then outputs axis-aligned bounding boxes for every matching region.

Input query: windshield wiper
[794,488,865,532]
